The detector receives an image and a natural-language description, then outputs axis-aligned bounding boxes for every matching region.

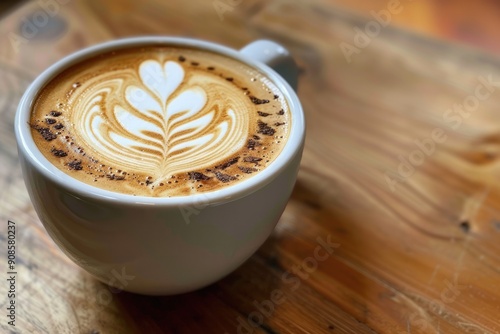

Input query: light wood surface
[1,0,500,333]
[332,0,500,54]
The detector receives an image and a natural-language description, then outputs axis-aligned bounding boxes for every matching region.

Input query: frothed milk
[30,46,290,197]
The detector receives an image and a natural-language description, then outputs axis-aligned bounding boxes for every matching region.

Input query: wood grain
[330,0,500,55]
[1,0,500,333]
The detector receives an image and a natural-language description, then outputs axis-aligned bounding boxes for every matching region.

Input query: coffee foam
[31,46,290,197]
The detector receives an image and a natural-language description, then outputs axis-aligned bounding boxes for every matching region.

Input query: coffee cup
[15,36,305,295]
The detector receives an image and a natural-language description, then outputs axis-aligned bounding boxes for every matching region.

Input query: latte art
[31,46,290,197]
[71,59,250,184]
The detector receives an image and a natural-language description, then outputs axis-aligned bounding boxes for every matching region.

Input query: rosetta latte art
[31,46,290,196]
[69,60,250,184]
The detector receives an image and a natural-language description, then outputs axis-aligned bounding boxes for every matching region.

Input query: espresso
[30,46,290,197]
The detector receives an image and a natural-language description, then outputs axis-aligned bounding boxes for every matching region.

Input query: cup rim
[15,36,305,207]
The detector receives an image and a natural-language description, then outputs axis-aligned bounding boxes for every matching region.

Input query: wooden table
[1,0,499,333]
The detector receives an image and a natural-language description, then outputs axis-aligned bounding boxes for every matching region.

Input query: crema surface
[30,46,290,197]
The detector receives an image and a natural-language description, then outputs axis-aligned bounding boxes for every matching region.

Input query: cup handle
[240,40,299,91]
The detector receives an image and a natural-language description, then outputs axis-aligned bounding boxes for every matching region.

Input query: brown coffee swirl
[30,46,290,197]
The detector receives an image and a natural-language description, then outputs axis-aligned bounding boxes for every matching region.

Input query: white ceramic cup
[15,37,305,295]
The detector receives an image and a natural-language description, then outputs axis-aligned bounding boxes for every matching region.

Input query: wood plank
[0,0,499,333]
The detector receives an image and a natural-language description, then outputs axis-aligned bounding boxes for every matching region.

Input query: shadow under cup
[15,36,305,295]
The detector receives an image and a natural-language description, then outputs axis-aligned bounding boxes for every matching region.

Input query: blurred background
[2,0,500,54]
[335,0,500,54]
